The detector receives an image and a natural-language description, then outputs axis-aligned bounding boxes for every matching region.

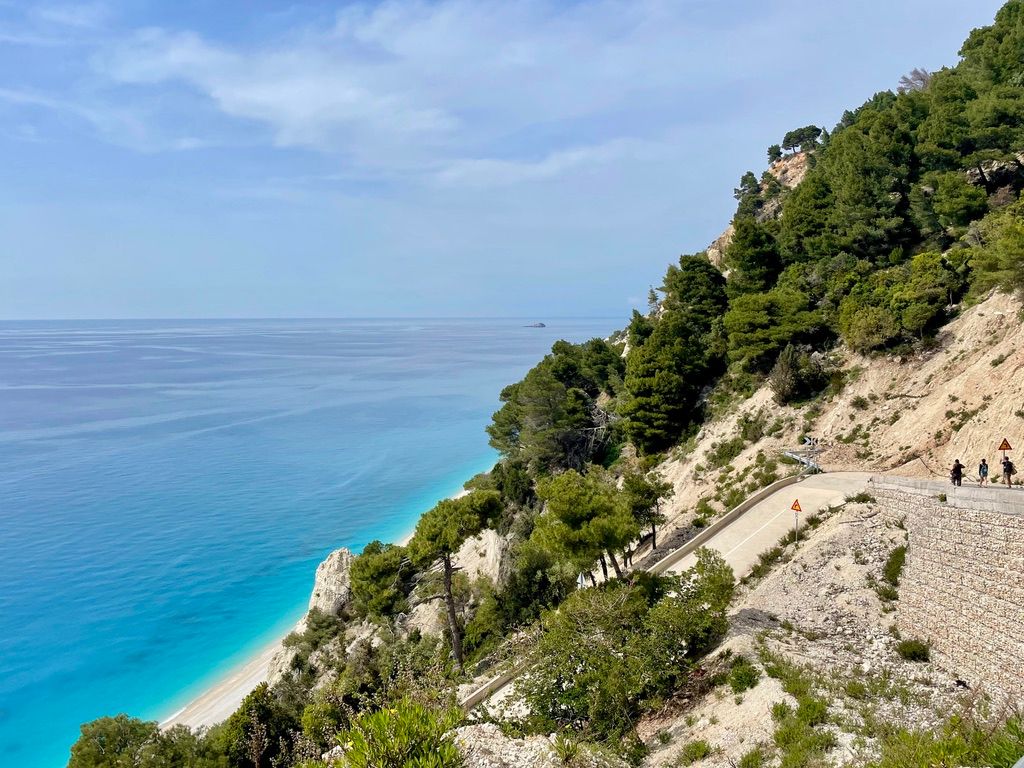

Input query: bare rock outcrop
[267,547,354,685]
[456,528,507,584]
[706,223,734,269]
[706,152,809,269]
[767,150,810,189]
[309,547,354,616]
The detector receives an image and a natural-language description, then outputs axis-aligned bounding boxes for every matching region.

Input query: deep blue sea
[0,318,618,768]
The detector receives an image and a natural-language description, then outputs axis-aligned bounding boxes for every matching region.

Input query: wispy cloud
[86,0,779,183]
[31,2,109,29]
[435,139,658,188]
[0,86,209,152]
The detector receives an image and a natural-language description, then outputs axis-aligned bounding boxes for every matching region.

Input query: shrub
[676,739,714,765]
[738,410,768,442]
[336,698,463,768]
[769,345,828,405]
[68,715,160,768]
[708,436,746,468]
[845,492,875,504]
[771,701,793,721]
[882,545,907,587]
[872,714,1024,768]
[896,639,930,662]
[729,656,762,693]
[770,693,835,768]
[874,582,899,603]
[738,746,767,768]
[851,395,870,410]
[553,732,580,764]
[844,679,868,700]
[521,550,735,740]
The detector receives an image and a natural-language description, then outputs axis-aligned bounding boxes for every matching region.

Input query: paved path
[663,472,871,577]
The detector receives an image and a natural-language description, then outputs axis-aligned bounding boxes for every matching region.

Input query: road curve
[460,470,873,710]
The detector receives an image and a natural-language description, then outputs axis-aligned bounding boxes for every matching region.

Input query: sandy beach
[161,639,282,729]
[160,520,430,730]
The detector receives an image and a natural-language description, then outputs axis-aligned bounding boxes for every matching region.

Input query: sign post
[791,499,802,544]
[999,438,1014,487]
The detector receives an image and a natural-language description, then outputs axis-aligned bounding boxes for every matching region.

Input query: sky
[0,0,1008,319]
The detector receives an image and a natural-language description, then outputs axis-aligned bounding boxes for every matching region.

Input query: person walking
[1002,455,1016,487]
[978,458,989,486]
[950,459,964,487]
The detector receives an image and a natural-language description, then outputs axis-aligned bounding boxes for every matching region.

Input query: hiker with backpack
[1002,455,1016,487]
[950,459,964,487]
[978,458,989,486]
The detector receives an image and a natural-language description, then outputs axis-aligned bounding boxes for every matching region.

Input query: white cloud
[434,138,657,188]
[0,87,209,152]
[32,2,109,28]
[90,0,782,182]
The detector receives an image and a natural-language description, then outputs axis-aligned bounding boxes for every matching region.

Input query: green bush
[882,545,907,587]
[896,639,930,662]
[771,694,836,768]
[676,739,714,765]
[738,745,767,768]
[708,436,746,469]
[870,714,1024,768]
[521,550,735,740]
[768,345,827,405]
[845,492,875,504]
[552,732,581,764]
[728,656,762,693]
[68,715,160,768]
[844,679,868,700]
[336,698,463,768]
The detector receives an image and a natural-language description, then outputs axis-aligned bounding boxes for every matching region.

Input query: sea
[0,317,619,768]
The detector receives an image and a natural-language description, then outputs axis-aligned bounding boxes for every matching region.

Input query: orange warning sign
[791,499,802,512]
[999,438,1013,451]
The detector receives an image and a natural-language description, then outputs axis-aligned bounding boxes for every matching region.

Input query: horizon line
[0,315,625,322]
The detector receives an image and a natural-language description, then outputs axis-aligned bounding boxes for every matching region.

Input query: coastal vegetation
[69,2,1024,766]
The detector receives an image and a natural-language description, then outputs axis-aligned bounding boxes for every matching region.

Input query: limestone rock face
[767,150,810,189]
[705,223,734,269]
[455,528,507,584]
[309,547,354,616]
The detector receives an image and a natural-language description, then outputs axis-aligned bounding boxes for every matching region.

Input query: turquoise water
[0,318,618,768]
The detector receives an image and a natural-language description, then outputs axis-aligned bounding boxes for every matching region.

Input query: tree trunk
[442,553,464,671]
[975,163,992,193]
[598,554,609,581]
[651,523,657,550]
[588,571,598,587]
[607,551,623,579]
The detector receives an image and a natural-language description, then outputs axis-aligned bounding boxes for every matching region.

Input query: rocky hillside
[643,290,1024,554]
[705,151,810,270]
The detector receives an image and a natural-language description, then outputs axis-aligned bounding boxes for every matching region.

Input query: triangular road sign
[791,499,802,512]
[999,438,1013,451]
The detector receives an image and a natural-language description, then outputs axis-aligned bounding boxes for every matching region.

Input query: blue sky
[0,0,1007,319]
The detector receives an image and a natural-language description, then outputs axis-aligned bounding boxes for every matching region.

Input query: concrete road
[664,472,872,578]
